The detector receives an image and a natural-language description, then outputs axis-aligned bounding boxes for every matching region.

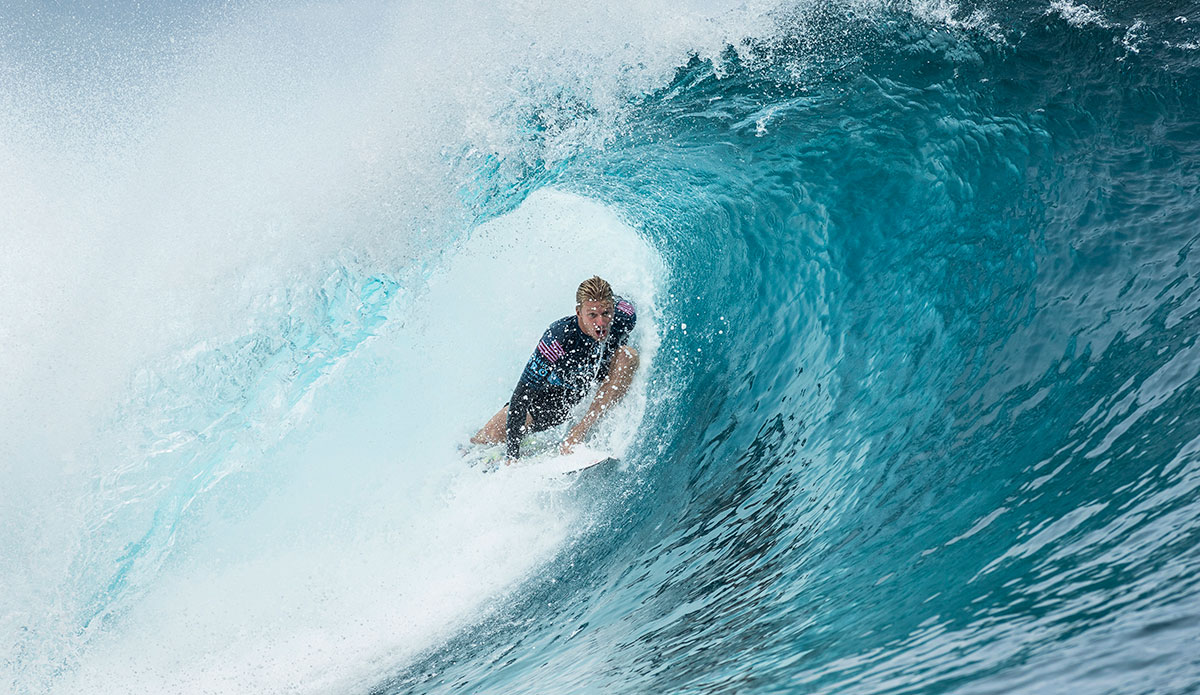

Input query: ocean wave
[4,1,1200,694]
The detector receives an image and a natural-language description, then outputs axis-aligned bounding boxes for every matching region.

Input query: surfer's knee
[471,405,508,444]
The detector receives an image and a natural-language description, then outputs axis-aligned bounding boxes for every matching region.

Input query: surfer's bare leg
[471,406,532,445]
[562,346,639,453]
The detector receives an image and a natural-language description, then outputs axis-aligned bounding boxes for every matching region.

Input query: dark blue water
[4,1,1200,693]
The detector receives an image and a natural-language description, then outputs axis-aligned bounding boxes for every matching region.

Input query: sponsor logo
[524,354,560,385]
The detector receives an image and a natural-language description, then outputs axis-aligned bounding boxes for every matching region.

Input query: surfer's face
[576,300,614,341]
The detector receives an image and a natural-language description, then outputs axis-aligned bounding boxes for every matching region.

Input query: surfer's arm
[561,345,639,453]
[505,378,535,459]
[505,326,561,458]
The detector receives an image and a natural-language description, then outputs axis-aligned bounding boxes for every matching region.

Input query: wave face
[4,1,1200,693]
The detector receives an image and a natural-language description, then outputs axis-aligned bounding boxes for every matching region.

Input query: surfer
[470,276,639,461]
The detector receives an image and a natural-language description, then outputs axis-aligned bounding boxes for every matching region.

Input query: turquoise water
[3,1,1200,693]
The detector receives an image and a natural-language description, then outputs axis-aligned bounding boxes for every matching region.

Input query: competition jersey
[506,298,637,457]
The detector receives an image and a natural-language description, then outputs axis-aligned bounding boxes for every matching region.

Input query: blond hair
[576,276,614,306]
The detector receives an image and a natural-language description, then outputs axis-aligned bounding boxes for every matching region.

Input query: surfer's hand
[561,425,585,454]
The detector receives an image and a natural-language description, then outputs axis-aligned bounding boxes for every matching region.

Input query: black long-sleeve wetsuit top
[505,298,637,458]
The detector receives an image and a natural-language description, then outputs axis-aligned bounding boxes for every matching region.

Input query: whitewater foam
[28,189,662,694]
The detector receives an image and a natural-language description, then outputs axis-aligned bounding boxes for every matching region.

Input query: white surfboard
[527,446,616,475]
[462,442,615,475]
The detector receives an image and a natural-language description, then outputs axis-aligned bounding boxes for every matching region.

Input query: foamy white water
[29,189,661,694]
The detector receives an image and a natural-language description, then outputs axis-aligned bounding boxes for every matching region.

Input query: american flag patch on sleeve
[537,338,565,362]
[616,299,635,316]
